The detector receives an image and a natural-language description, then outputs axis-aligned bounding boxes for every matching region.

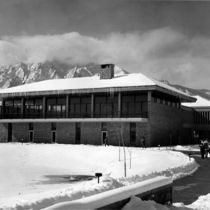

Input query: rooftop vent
[100,64,114,80]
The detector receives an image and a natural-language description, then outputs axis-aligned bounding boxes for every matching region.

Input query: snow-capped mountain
[0,61,129,89]
[159,79,210,101]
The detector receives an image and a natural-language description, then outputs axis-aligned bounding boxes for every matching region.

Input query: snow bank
[0,143,199,210]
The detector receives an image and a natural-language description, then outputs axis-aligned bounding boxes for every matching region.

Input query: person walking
[141,136,146,148]
[104,136,109,147]
[199,140,205,159]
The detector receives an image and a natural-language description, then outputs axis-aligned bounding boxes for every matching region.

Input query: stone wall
[0,123,8,142]
[148,101,194,146]
[13,123,29,142]
[81,122,101,145]
[57,122,75,144]
[34,123,51,143]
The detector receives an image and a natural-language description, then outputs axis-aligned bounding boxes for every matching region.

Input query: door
[51,131,56,143]
[29,131,34,143]
[8,123,12,142]
[102,131,107,145]
[75,123,81,144]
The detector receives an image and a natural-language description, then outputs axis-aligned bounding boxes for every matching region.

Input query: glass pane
[71,97,80,104]
[14,100,21,106]
[142,102,148,112]
[25,99,34,105]
[136,95,147,101]
[135,103,141,112]
[62,105,66,112]
[128,103,135,113]
[57,98,66,105]
[122,95,134,102]
[122,103,127,112]
[81,96,91,103]
[34,99,43,105]
[95,104,100,112]
[107,96,118,103]
[81,104,86,113]
[5,100,13,106]
[75,104,80,112]
[47,98,56,105]
[95,96,106,103]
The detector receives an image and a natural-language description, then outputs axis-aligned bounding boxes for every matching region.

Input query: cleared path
[173,150,210,205]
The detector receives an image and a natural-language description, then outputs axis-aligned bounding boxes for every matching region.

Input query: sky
[1,0,210,89]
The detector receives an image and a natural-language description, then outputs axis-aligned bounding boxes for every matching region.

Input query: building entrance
[29,131,34,143]
[101,131,107,145]
[51,131,56,143]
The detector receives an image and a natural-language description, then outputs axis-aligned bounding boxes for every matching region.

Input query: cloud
[0,28,210,88]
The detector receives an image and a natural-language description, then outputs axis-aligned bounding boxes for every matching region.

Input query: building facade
[0,64,196,147]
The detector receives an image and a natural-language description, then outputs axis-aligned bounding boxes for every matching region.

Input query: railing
[0,111,148,120]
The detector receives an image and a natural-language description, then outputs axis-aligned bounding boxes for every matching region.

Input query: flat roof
[0,73,196,102]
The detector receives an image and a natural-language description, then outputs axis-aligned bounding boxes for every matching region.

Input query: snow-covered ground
[0,143,208,210]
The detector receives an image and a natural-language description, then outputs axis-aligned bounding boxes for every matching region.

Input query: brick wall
[81,122,101,145]
[57,122,75,144]
[148,102,194,146]
[107,122,129,146]
[136,123,150,147]
[34,123,51,143]
[13,123,29,142]
[0,123,8,142]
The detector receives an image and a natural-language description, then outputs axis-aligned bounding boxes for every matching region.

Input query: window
[51,123,56,131]
[29,123,33,131]
[94,95,117,118]
[25,98,43,118]
[47,97,66,118]
[122,94,147,118]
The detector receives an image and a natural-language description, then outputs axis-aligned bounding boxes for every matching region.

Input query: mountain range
[0,61,210,101]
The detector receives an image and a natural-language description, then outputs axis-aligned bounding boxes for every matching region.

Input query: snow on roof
[0,73,195,101]
[182,95,210,108]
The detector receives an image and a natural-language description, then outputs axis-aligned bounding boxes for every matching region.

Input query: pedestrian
[199,140,205,159]
[204,139,209,158]
[141,136,146,148]
[104,136,109,147]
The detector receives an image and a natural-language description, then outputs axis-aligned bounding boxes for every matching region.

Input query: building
[182,95,210,143]
[0,64,196,147]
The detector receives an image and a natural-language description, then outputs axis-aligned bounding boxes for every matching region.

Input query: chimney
[100,64,114,80]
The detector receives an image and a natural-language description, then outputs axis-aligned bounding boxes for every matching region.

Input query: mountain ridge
[0,61,209,101]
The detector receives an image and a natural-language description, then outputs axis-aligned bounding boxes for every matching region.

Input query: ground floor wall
[148,102,194,147]
[0,115,194,147]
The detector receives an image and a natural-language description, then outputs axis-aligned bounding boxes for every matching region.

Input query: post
[21,97,24,119]
[43,96,46,118]
[118,92,121,118]
[66,95,69,118]
[91,94,94,118]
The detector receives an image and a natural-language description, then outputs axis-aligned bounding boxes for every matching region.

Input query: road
[173,150,210,205]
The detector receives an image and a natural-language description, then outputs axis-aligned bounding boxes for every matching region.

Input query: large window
[47,97,66,118]
[69,96,91,118]
[94,95,118,118]
[25,98,43,118]
[4,99,22,118]
[121,94,148,118]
